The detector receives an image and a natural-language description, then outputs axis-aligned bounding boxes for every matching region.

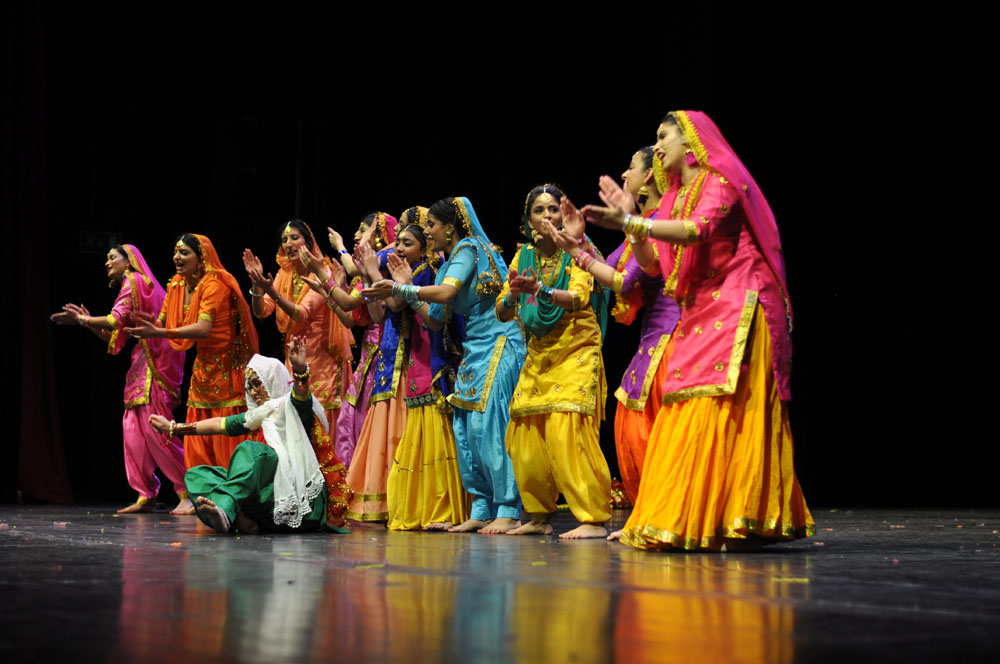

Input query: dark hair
[174,234,202,259]
[428,198,469,238]
[279,219,316,251]
[359,212,378,227]
[398,224,428,250]
[637,146,655,171]
[400,206,421,227]
[660,112,680,128]
[110,244,128,260]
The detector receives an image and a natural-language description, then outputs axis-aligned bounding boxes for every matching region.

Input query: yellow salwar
[621,306,813,550]
[506,411,612,523]
[386,405,470,530]
[344,395,407,522]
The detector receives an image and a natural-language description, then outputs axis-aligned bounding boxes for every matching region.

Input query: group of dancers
[51,110,814,550]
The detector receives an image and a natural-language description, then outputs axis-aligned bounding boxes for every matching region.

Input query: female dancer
[302,212,399,467]
[342,214,409,523]
[151,337,351,533]
[582,110,813,550]
[496,185,613,540]
[381,224,468,530]
[544,149,680,505]
[51,244,191,514]
[365,197,525,534]
[127,234,258,484]
[242,220,354,448]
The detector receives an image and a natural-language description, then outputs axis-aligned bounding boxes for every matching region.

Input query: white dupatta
[243,354,328,528]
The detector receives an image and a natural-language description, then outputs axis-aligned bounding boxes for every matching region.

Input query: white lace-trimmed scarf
[243,354,329,528]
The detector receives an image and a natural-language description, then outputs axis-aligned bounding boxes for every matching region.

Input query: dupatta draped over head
[662,111,790,318]
[163,234,259,387]
[108,244,170,356]
[243,354,327,529]
[273,221,353,359]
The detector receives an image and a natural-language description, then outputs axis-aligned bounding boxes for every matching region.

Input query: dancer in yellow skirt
[380,221,470,530]
[499,185,613,540]
[583,111,813,550]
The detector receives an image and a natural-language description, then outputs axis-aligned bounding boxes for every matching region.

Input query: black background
[4,4,987,507]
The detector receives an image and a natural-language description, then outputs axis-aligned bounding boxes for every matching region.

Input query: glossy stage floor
[1,506,997,663]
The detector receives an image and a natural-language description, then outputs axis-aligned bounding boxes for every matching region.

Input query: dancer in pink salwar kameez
[52,244,191,514]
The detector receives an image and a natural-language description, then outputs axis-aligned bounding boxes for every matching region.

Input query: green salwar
[185,439,327,533]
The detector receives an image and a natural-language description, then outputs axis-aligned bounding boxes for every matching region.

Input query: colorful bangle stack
[535,284,555,305]
[293,364,311,385]
[502,292,518,310]
[574,251,594,271]
[391,282,422,308]
[323,277,337,293]
[623,214,652,239]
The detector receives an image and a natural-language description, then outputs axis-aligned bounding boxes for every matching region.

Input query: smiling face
[173,240,199,278]
[105,248,129,283]
[245,368,270,405]
[394,228,425,267]
[654,121,688,173]
[281,225,307,262]
[622,150,652,201]
[423,212,452,252]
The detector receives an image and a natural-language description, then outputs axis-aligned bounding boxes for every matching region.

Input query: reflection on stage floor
[1,506,998,663]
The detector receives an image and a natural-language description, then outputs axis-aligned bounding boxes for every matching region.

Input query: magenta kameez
[107,245,188,502]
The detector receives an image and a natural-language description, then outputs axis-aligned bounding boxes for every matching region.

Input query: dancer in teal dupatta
[498,185,613,539]
[363,197,526,534]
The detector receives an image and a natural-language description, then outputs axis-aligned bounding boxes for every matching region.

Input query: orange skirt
[183,405,247,469]
[614,341,673,505]
[621,305,813,550]
[344,393,407,522]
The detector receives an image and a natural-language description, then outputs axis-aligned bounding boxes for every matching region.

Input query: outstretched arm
[149,414,226,437]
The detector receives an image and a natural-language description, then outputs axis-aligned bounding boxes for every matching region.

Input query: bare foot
[506,521,553,536]
[560,524,608,539]
[606,529,622,541]
[170,497,195,515]
[448,518,489,533]
[233,511,259,534]
[423,522,452,531]
[194,496,231,533]
[720,536,761,552]
[117,500,155,514]
[480,517,520,535]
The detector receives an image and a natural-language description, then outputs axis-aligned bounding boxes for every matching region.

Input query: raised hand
[580,204,626,230]
[298,245,327,277]
[243,248,274,291]
[358,220,379,249]
[598,174,635,214]
[51,302,90,325]
[328,227,345,253]
[540,220,581,254]
[511,267,539,295]
[559,196,587,240]
[357,242,381,281]
[361,279,395,301]
[126,311,162,339]
[327,255,347,289]
[506,267,523,297]
[302,275,327,296]
[386,253,413,284]
[288,334,308,373]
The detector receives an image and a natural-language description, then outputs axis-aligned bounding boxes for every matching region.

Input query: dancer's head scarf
[243,354,326,529]
[163,234,259,376]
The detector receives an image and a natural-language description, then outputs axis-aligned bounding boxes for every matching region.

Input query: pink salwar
[122,382,187,499]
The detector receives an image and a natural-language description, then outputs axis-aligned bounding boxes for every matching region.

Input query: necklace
[534,247,565,286]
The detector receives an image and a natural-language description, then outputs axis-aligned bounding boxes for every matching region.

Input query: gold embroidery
[443,276,463,290]
[674,369,682,379]
[448,335,507,413]
[648,346,654,356]
[198,312,214,322]
[714,362,725,371]
[714,320,723,330]
[712,290,721,300]
[187,396,246,409]
[694,325,703,334]
[694,364,700,372]
[675,111,708,166]
[661,291,758,404]
[554,384,561,392]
